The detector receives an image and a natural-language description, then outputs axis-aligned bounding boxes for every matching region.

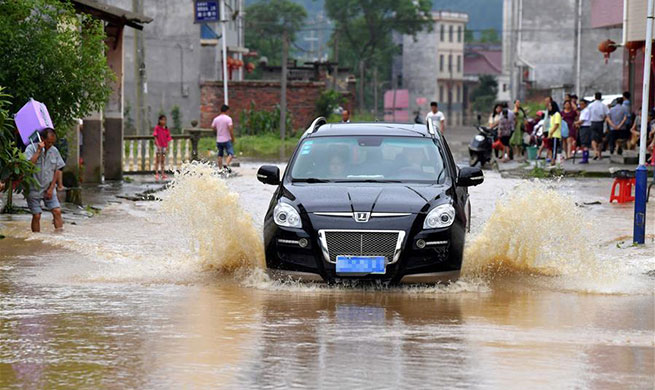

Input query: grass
[198,132,303,160]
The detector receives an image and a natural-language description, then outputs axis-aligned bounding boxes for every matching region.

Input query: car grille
[320,230,402,263]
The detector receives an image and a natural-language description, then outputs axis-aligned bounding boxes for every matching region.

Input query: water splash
[463,182,612,280]
[159,162,265,273]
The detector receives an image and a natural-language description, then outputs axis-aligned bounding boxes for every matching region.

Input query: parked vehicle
[468,123,496,167]
[257,117,484,284]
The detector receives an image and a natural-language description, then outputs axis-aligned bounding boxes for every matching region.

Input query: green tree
[470,75,498,113]
[325,0,433,111]
[0,87,37,213]
[316,89,345,118]
[0,0,114,138]
[479,28,500,43]
[245,0,307,139]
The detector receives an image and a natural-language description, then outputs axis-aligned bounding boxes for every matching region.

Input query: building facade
[394,11,468,126]
[101,0,247,135]
[502,0,623,101]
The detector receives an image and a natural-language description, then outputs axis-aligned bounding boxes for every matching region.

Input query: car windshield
[290,136,446,183]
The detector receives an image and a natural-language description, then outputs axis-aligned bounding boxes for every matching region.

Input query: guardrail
[123,135,192,173]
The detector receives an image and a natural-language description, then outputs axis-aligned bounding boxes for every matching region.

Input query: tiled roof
[464,49,502,76]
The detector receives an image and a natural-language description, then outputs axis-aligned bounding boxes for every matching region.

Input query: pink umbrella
[14,99,53,145]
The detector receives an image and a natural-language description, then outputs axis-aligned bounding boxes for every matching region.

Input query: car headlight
[423,204,455,229]
[274,202,302,228]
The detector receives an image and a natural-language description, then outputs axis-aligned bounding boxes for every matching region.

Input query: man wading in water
[24,128,65,232]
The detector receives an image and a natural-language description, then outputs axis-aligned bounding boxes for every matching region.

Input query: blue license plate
[336,256,386,274]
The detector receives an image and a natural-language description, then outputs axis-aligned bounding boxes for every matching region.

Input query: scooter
[468,115,496,167]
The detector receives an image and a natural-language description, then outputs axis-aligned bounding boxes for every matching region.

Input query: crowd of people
[487,91,655,165]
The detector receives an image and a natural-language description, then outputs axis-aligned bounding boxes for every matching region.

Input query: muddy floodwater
[1,163,654,389]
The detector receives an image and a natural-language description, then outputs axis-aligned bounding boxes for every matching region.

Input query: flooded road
[1,163,654,389]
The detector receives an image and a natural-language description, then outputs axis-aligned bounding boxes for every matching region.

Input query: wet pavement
[1,157,654,389]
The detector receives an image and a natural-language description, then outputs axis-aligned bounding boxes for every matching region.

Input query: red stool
[609,170,636,203]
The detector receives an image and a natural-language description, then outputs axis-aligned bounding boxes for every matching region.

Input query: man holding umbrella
[23,128,65,232]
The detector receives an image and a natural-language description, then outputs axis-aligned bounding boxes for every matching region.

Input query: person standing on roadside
[561,100,577,159]
[575,99,592,163]
[606,97,628,155]
[152,114,172,181]
[211,104,235,173]
[588,92,609,160]
[341,109,351,123]
[425,101,446,133]
[24,128,65,232]
[548,101,562,165]
[509,100,527,160]
[498,104,515,162]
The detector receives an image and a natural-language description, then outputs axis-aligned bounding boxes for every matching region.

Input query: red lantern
[625,40,645,61]
[598,39,617,64]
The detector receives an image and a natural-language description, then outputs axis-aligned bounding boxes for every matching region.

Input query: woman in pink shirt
[153,115,172,181]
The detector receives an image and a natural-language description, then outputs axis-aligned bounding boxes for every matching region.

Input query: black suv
[257,118,483,284]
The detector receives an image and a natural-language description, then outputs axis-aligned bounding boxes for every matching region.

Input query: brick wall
[201,80,352,132]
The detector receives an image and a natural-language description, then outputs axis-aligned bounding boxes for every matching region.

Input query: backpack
[561,120,569,138]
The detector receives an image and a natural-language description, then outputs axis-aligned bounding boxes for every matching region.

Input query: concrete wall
[504,0,622,97]
[102,0,245,135]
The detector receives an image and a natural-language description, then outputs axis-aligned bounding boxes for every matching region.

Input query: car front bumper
[264,221,466,284]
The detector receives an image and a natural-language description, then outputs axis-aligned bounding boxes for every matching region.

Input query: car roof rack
[308,116,327,133]
[301,116,327,138]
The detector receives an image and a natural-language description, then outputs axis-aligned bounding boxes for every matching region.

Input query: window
[457,55,461,73]
[457,26,462,42]
[456,85,461,102]
[439,86,444,102]
[449,25,453,42]
[439,54,444,72]
[503,84,507,92]
[290,136,446,183]
[448,54,452,72]
[440,24,445,41]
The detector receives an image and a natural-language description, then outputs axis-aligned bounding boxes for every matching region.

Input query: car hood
[287,183,449,214]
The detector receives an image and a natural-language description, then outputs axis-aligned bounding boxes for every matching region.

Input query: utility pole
[574,0,582,97]
[332,30,339,90]
[133,0,147,135]
[280,29,288,140]
[634,0,654,244]
[220,0,229,104]
[373,67,378,119]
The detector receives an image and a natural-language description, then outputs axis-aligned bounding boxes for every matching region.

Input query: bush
[0,87,37,212]
[171,105,182,134]
[238,101,293,136]
[316,89,345,118]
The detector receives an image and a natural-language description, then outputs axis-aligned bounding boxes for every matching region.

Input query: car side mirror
[257,165,280,185]
[457,166,484,187]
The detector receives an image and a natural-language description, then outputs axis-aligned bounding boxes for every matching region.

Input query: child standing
[153,115,172,181]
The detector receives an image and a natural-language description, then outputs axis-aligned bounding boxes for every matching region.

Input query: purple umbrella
[14,99,53,145]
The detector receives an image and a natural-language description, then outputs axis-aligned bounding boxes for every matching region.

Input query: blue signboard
[195,1,219,23]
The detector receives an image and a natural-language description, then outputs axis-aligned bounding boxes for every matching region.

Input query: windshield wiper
[335,179,403,183]
[292,178,332,183]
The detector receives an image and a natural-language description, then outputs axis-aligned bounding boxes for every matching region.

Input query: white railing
[122,135,192,173]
